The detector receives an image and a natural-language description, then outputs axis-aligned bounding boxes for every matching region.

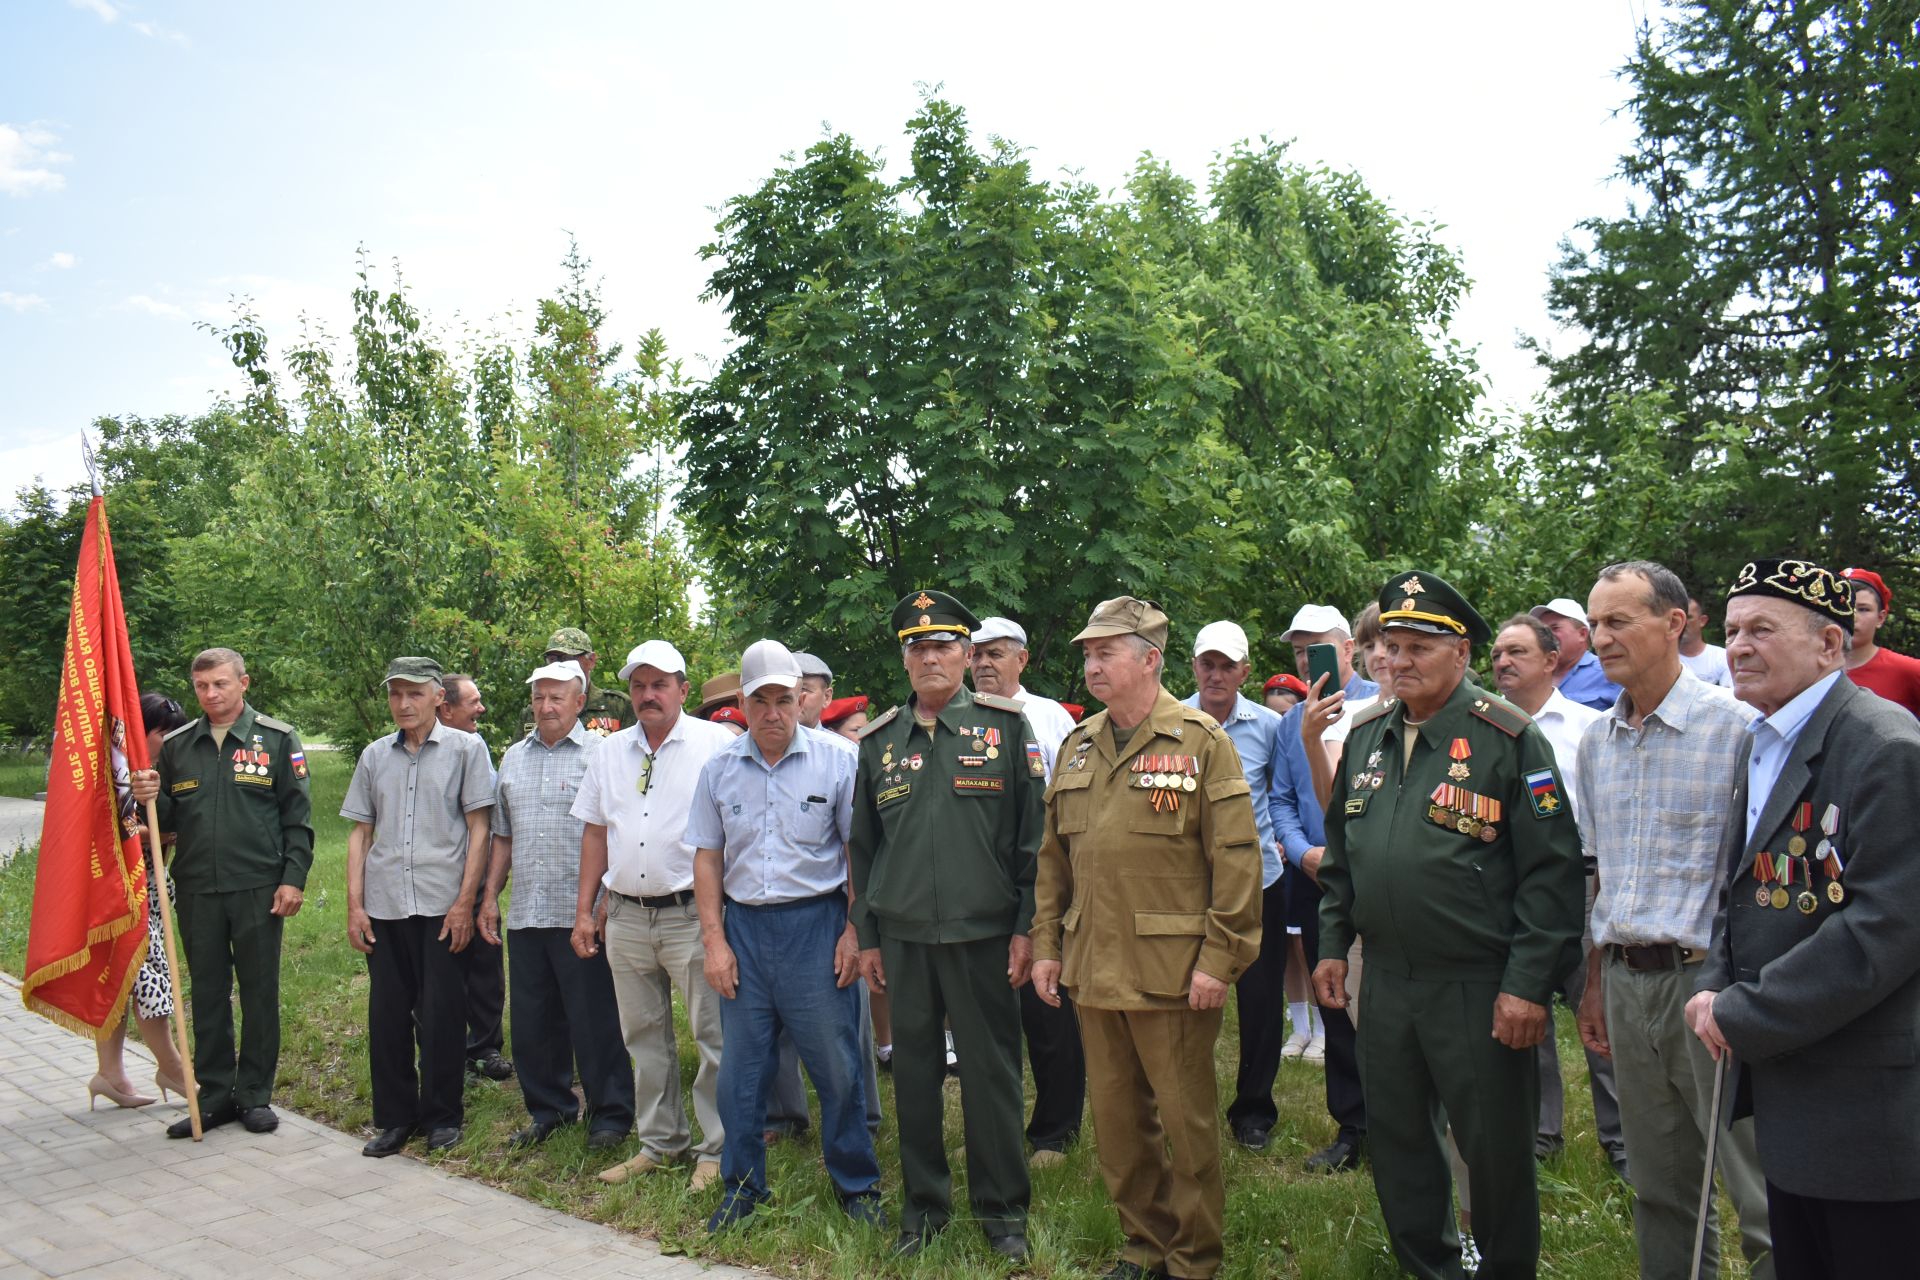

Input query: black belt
[1606,942,1702,972]
[614,888,694,909]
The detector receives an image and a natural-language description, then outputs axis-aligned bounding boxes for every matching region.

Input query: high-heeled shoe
[153,1071,188,1104]
[88,1073,156,1110]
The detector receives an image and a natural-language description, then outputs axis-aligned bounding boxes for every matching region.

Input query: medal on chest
[1428,782,1502,842]
[1447,737,1472,781]
[1132,752,1196,812]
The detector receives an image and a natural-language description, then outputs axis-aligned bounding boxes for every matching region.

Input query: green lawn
[0,746,1752,1278]
[0,749,50,800]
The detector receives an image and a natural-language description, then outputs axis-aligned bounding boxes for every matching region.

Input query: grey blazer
[1697,675,1920,1201]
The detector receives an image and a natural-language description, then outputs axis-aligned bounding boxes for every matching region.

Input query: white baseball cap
[971,616,1029,647]
[740,639,804,697]
[1192,620,1250,662]
[617,640,688,681]
[1282,604,1351,641]
[1530,598,1590,629]
[527,659,587,691]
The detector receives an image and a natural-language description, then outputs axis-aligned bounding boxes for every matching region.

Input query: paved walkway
[0,796,44,866]
[0,975,757,1280]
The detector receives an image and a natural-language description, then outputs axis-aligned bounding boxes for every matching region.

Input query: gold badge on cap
[912,592,935,609]
[1402,576,1426,594]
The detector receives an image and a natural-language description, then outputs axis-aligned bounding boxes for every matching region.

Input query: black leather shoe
[892,1224,945,1258]
[362,1126,414,1157]
[1305,1135,1364,1174]
[167,1106,237,1138]
[1102,1262,1168,1280]
[240,1105,279,1133]
[425,1126,462,1152]
[509,1119,564,1150]
[1534,1133,1565,1160]
[468,1052,514,1081]
[585,1128,626,1151]
[1231,1120,1271,1152]
[987,1232,1031,1263]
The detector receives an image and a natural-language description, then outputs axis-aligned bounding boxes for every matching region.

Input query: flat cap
[1072,596,1169,651]
[382,656,444,686]
[971,617,1028,647]
[793,651,834,680]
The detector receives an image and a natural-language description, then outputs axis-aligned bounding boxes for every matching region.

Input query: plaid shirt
[492,721,598,930]
[1576,669,1755,949]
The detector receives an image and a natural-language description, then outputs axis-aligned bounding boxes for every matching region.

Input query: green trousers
[1360,969,1540,1280]
[175,886,284,1113]
[880,933,1029,1237]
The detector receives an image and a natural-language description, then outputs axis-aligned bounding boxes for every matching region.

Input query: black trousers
[1767,1180,1920,1280]
[1020,979,1085,1150]
[367,914,466,1132]
[460,883,506,1059]
[1294,872,1366,1139]
[1227,877,1291,1129]
[507,927,634,1134]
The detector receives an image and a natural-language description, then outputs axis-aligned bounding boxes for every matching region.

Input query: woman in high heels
[90,693,192,1110]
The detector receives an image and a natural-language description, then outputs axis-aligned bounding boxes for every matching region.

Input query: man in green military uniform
[520,627,634,739]
[850,589,1045,1263]
[1029,596,1264,1280]
[1313,572,1584,1280]
[130,647,314,1139]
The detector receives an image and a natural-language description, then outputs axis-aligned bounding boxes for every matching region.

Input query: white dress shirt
[570,710,735,896]
[1528,686,1604,809]
[1009,685,1077,782]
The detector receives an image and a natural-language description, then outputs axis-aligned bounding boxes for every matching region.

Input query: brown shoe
[689,1159,721,1192]
[597,1150,665,1185]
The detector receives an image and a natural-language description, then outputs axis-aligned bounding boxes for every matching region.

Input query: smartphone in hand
[1307,642,1341,696]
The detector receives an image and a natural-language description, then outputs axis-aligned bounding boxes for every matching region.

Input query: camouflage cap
[545,627,594,656]
[1071,596,1170,650]
[382,656,445,686]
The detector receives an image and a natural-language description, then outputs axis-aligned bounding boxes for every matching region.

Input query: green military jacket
[152,701,316,893]
[1318,677,1583,1006]
[519,683,633,740]
[849,685,1044,949]
[1030,688,1264,1011]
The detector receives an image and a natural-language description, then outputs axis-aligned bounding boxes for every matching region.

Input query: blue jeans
[718,893,879,1201]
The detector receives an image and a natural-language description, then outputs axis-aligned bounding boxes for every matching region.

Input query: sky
[1,0,1652,503]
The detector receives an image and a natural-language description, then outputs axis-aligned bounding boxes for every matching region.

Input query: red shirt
[1847,646,1920,718]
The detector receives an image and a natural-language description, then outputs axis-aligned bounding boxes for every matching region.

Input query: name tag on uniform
[954,776,1004,794]
[234,772,273,788]
[877,783,911,806]
[169,779,199,795]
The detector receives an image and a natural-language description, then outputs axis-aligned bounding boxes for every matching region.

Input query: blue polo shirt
[1558,649,1624,712]
[1182,691,1284,888]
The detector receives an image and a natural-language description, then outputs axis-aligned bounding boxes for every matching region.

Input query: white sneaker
[1460,1234,1482,1275]
[944,1030,958,1072]
[1281,1028,1312,1060]
[1302,1033,1326,1063]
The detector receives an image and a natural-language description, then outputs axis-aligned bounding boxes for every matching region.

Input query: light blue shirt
[1558,649,1625,712]
[685,724,857,905]
[1745,669,1843,846]
[1273,673,1380,870]
[1182,691,1283,887]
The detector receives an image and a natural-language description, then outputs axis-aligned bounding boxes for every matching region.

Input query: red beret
[709,706,747,727]
[821,695,869,727]
[1265,673,1310,697]
[1842,567,1890,609]
[1060,702,1086,723]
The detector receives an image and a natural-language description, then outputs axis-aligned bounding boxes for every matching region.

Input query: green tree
[1533,0,1919,615]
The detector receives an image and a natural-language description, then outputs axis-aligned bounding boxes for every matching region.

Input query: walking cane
[1688,1052,1729,1280]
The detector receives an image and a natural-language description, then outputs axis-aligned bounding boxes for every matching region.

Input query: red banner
[21,494,151,1038]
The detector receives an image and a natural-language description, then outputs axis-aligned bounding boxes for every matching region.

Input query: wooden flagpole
[142,799,202,1140]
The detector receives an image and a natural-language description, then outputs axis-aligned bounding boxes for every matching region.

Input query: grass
[0,745,1755,1278]
[0,749,50,800]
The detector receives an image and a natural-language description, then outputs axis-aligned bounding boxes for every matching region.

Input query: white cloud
[120,293,185,319]
[68,0,118,21]
[47,251,77,269]
[130,19,189,44]
[0,123,71,197]
[1,290,49,313]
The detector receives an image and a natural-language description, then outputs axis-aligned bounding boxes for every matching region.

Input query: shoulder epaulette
[1468,693,1532,738]
[255,713,294,733]
[1351,698,1397,728]
[162,720,198,743]
[856,706,901,739]
[973,692,1026,714]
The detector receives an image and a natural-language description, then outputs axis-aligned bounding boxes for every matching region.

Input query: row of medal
[1753,802,1845,912]
[958,726,1003,759]
[232,739,271,775]
[1133,753,1197,813]
[1427,782,1503,843]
